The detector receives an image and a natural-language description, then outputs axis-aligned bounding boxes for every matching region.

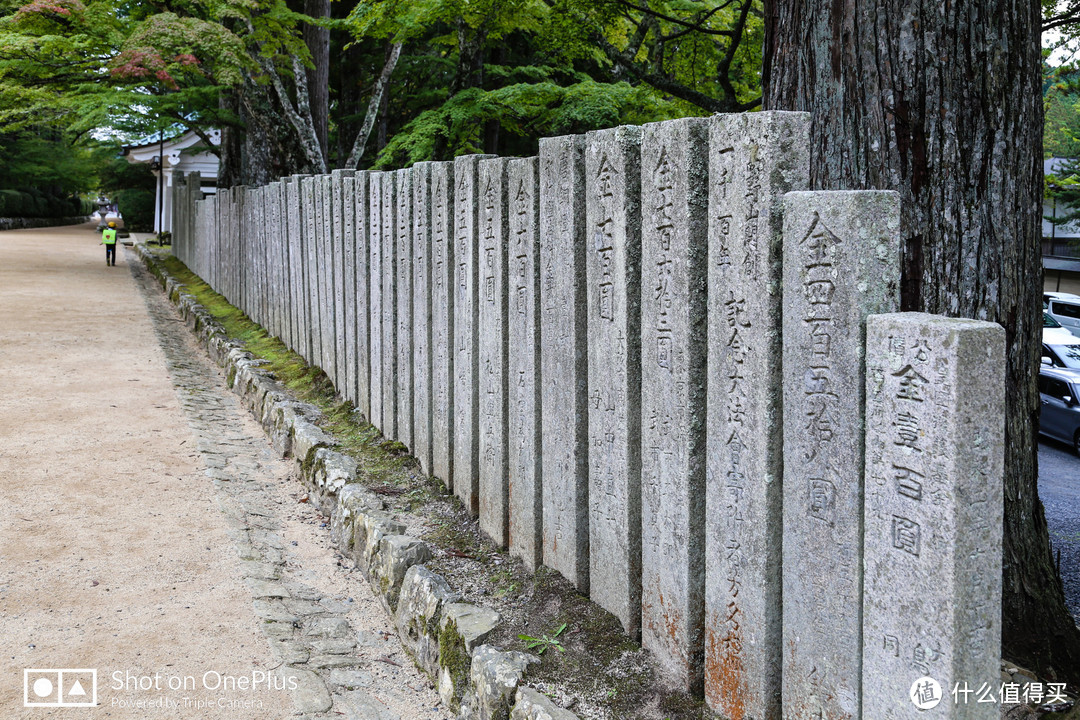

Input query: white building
[123,128,220,233]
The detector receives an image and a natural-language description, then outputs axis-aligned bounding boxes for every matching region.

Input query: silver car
[1038,365,1080,453]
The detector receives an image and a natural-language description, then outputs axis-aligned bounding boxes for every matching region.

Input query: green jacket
[102,228,117,245]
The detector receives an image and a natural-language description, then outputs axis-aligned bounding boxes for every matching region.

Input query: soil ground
[0,223,446,719]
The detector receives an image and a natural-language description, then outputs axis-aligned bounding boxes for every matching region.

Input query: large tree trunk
[763,0,1080,684]
[303,0,330,162]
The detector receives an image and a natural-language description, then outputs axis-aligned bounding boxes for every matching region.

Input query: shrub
[115,188,155,231]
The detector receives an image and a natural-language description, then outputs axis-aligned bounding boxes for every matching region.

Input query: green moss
[437,618,470,710]
[225,366,236,387]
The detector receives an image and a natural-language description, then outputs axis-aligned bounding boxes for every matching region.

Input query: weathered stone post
[319,174,336,384]
[506,157,542,570]
[478,157,511,546]
[302,175,319,363]
[381,171,398,438]
[395,167,414,449]
[369,173,384,430]
[286,175,307,356]
[639,117,709,692]
[781,190,901,720]
[412,163,434,476]
[353,172,371,419]
[704,111,809,719]
[431,162,456,488]
[539,135,589,592]
[584,125,642,638]
[332,169,355,396]
[863,313,1004,720]
[341,175,358,406]
[453,154,495,515]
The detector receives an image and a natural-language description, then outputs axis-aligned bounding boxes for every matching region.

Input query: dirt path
[0,225,447,719]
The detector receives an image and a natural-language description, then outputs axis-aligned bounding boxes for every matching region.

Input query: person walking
[101,221,117,266]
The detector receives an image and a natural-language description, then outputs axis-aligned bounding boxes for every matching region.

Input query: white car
[1044,292,1080,340]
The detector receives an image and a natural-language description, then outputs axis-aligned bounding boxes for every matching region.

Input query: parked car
[1045,312,1078,345]
[1038,365,1080,453]
[1043,340,1080,370]
[1044,292,1080,340]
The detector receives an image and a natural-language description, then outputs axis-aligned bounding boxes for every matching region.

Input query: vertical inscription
[354,172,371,420]
[639,118,708,693]
[781,191,901,720]
[368,173,384,432]
[395,168,413,449]
[538,135,589,592]
[332,169,354,397]
[430,162,455,488]
[506,157,542,571]
[412,163,434,476]
[478,157,510,547]
[704,112,809,720]
[585,125,642,639]
[381,170,397,438]
[862,314,1004,720]
[341,175,357,406]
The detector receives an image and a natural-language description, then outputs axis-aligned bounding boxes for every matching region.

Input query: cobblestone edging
[0,215,93,231]
[136,244,581,720]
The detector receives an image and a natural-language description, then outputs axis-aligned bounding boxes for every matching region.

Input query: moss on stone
[438,618,471,710]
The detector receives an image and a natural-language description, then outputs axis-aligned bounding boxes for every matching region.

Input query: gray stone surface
[395,167,414,449]
[381,171,398,438]
[509,688,579,720]
[356,510,407,575]
[395,564,458,680]
[478,157,510,547]
[286,176,306,356]
[302,176,319,362]
[430,161,456,487]
[862,313,1004,720]
[332,170,355,397]
[369,172,384,432]
[538,135,589,592]
[466,645,539,720]
[584,125,642,638]
[319,174,336,386]
[412,162,434,476]
[638,117,708,691]
[703,111,809,717]
[373,534,432,613]
[341,176,358,406]
[781,190,901,720]
[454,154,494,514]
[441,603,501,652]
[505,157,542,571]
[353,172,371,420]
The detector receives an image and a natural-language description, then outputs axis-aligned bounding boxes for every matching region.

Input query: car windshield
[1045,312,1063,328]
[1049,344,1080,369]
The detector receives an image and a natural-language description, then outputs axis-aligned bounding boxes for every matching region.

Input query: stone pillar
[341,175,358,406]
[333,169,355,397]
[639,118,709,692]
[412,163,434,476]
[506,157,542,571]
[539,135,589,592]
[453,154,494,515]
[478,157,510,547]
[863,313,1004,720]
[430,162,456,488]
[302,176,319,364]
[781,190,901,720]
[584,125,642,638]
[381,171,398,438]
[369,172,384,431]
[286,176,305,356]
[353,172,371,420]
[704,111,810,719]
[319,175,336,382]
[395,167,414,449]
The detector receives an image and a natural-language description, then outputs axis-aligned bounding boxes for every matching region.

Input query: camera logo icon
[24,669,98,707]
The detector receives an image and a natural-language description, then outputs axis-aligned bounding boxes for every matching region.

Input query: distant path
[1039,439,1080,624]
[0,224,445,719]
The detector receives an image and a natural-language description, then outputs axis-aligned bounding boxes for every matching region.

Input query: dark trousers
[105,244,116,265]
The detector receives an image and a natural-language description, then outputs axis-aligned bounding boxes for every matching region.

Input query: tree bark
[764,0,1080,684]
[345,42,401,170]
[303,0,330,162]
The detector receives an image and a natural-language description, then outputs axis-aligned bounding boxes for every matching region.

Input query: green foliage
[115,187,154,230]
[518,622,568,655]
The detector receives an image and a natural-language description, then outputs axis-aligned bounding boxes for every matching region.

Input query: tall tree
[763,0,1080,683]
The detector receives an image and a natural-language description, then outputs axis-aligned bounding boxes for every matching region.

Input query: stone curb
[135,244,580,720]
